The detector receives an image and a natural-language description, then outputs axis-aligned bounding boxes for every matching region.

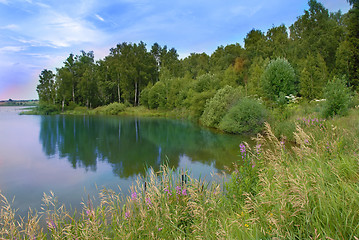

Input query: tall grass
[1,117,359,239]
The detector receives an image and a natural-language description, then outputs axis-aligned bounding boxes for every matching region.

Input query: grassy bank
[1,108,359,239]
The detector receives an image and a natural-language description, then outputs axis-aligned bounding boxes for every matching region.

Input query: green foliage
[299,53,328,100]
[200,85,241,128]
[36,69,56,104]
[184,74,221,120]
[247,57,269,96]
[36,103,60,115]
[148,81,167,109]
[219,98,267,134]
[93,102,126,115]
[322,76,352,118]
[225,143,259,204]
[261,58,297,101]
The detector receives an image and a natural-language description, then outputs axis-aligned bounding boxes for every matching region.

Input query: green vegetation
[2,109,359,239]
[200,85,241,128]
[322,76,352,118]
[8,1,357,238]
[261,58,297,101]
[34,0,359,135]
[219,98,267,134]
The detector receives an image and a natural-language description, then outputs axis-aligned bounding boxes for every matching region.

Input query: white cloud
[0,24,20,30]
[95,14,105,22]
[0,46,25,53]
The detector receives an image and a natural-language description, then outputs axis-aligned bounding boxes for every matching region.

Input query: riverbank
[1,108,359,239]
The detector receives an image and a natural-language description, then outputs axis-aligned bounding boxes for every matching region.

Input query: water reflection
[39,115,245,178]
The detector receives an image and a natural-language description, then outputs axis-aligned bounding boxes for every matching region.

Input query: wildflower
[164,186,172,196]
[125,211,130,219]
[252,163,255,168]
[47,219,56,230]
[239,143,246,158]
[244,223,249,228]
[131,191,137,201]
[146,197,152,206]
[158,227,163,231]
[255,144,261,155]
[175,185,181,195]
[181,189,187,196]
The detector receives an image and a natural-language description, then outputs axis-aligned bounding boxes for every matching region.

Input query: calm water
[0,106,246,216]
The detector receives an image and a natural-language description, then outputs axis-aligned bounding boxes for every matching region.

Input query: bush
[101,102,126,115]
[106,102,126,115]
[37,103,60,115]
[200,85,241,128]
[322,76,352,118]
[219,98,267,134]
[261,58,297,101]
[148,81,166,109]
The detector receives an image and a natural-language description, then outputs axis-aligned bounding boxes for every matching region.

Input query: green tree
[219,98,267,134]
[244,29,268,61]
[322,76,352,118]
[210,43,244,73]
[261,58,297,101]
[289,0,344,69]
[344,3,359,89]
[335,40,353,79]
[182,53,210,79]
[247,57,269,96]
[76,51,97,108]
[200,85,241,128]
[56,66,73,111]
[36,69,56,104]
[300,53,328,99]
[266,24,289,58]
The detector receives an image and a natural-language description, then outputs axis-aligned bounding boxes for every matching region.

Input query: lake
[0,106,247,216]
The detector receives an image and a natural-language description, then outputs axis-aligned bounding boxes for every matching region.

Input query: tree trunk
[117,83,121,103]
[134,81,138,106]
[62,99,65,112]
[72,84,75,103]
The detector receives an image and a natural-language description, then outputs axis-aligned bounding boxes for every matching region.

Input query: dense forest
[36,0,359,132]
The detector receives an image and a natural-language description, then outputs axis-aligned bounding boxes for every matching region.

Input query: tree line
[37,0,359,114]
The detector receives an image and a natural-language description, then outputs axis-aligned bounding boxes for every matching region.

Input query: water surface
[0,106,246,215]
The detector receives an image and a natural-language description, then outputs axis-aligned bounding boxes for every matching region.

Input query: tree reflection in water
[39,115,247,178]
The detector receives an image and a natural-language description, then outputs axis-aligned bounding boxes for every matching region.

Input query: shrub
[219,98,267,134]
[148,81,166,109]
[37,103,60,115]
[322,76,352,118]
[200,85,241,128]
[103,102,126,115]
[261,58,297,101]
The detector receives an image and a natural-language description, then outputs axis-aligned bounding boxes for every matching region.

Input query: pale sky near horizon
[0,0,351,100]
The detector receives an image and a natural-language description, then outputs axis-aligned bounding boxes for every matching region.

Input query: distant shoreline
[0,99,38,106]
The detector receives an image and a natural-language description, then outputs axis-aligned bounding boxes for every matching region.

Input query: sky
[0,0,351,100]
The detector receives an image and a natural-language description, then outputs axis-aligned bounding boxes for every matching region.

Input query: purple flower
[131,191,137,201]
[125,211,130,219]
[255,144,261,154]
[175,186,181,195]
[164,186,172,196]
[182,189,187,196]
[158,227,163,231]
[239,143,246,158]
[146,197,152,205]
[47,219,56,230]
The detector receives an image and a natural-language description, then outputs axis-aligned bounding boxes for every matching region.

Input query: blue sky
[0,0,351,100]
